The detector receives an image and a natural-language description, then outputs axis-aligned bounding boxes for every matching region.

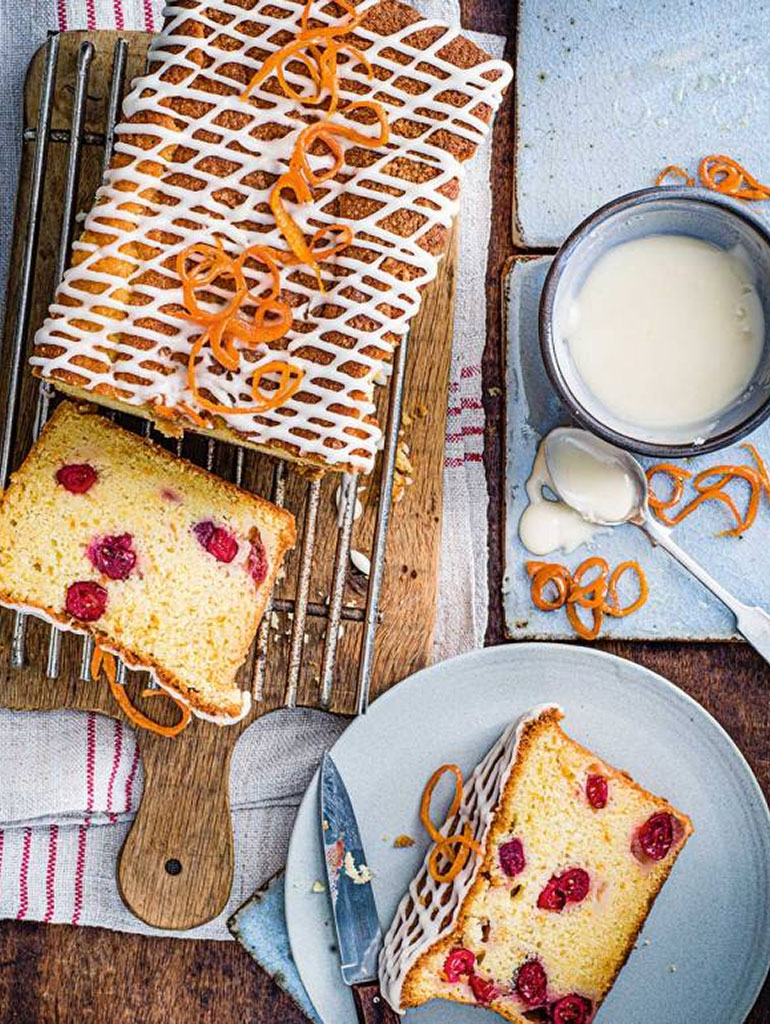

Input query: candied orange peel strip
[243,0,368,113]
[420,764,483,884]
[647,445,770,536]
[525,558,648,641]
[270,102,389,286]
[699,154,770,201]
[242,0,389,288]
[91,647,191,738]
[655,164,694,186]
[655,154,770,200]
[177,239,305,417]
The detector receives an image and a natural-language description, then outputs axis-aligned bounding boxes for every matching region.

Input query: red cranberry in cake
[537,876,566,912]
[499,837,526,877]
[66,581,107,622]
[586,773,608,809]
[248,531,268,584]
[633,812,675,862]
[89,534,137,581]
[56,463,97,494]
[468,973,499,1004]
[558,868,590,902]
[537,868,589,911]
[194,521,238,563]
[550,994,592,1024]
[443,948,475,983]
[515,959,548,1006]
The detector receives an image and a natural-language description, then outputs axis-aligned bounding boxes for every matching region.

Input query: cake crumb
[311,880,326,893]
[669,964,677,973]
[393,433,415,504]
[393,834,416,849]
[343,850,373,885]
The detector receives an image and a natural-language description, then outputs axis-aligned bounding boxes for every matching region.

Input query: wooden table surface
[2,1,770,1021]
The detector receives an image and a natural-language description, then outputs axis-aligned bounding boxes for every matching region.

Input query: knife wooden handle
[351,980,402,1024]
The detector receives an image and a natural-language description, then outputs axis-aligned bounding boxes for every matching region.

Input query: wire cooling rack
[0,33,409,718]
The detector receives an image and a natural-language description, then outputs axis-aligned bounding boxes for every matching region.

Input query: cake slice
[0,402,295,722]
[380,706,693,1022]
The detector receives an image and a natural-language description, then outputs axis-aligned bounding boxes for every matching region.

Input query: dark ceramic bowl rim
[539,185,770,459]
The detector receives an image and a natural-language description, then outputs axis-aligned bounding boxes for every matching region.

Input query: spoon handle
[641,518,770,664]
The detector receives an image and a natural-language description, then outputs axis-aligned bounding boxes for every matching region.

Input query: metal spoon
[544,426,770,663]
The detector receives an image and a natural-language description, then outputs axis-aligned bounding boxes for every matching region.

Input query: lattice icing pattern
[379,705,560,1011]
[31,0,512,474]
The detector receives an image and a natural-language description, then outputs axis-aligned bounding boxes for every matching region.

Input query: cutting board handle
[117,726,236,930]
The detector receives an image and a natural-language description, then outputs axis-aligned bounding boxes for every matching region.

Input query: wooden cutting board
[0,31,456,930]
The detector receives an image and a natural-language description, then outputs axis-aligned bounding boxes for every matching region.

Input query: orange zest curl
[91,645,117,686]
[655,154,770,201]
[242,0,389,289]
[270,103,389,287]
[525,558,648,641]
[646,445,770,537]
[655,164,694,187]
[699,155,770,201]
[91,648,191,738]
[420,764,483,884]
[177,239,304,417]
[242,0,368,114]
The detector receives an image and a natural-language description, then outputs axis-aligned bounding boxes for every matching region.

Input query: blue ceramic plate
[285,644,770,1024]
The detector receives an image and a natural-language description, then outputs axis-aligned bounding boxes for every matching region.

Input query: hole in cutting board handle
[165,858,183,876]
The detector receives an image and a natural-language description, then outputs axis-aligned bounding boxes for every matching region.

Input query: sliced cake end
[380,706,693,1022]
[0,402,296,722]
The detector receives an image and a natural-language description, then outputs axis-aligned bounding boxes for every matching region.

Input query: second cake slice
[0,402,295,722]
[380,706,693,1022]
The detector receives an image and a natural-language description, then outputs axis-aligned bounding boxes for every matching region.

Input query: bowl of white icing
[540,186,770,456]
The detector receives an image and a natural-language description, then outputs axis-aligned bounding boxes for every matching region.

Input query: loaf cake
[0,402,295,722]
[380,706,693,1022]
[30,0,512,475]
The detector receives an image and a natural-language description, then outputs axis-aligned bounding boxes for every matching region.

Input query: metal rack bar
[6,35,60,670]
[284,479,322,707]
[319,473,358,707]
[355,333,411,715]
[252,460,287,701]
[0,33,59,489]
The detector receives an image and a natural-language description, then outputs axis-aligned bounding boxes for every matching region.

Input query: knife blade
[320,753,401,1024]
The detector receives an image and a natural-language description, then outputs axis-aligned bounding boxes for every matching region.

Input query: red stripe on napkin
[44,825,59,923]
[106,720,124,824]
[447,398,483,416]
[16,828,32,921]
[446,425,484,443]
[72,713,97,926]
[445,452,483,468]
[57,0,68,30]
[124,741,141,812]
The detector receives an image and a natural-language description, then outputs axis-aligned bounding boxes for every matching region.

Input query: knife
[320,753,401,1024]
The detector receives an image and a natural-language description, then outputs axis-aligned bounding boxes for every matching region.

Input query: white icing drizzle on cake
[379,704,561,1012]
[31,0,511,472]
